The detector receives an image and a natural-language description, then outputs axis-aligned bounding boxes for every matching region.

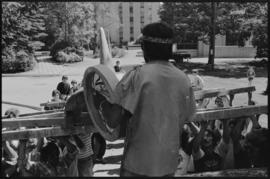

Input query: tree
[159,2,267,67]
[2,2,47,53]
[42,2,95,49]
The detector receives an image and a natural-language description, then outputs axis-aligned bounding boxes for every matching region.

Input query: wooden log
[2,100,42,111]
[2,125,98,140]
[2,117,65,129]
[2,112,91,129]
[40,101,66,107]
[2,110,64,119]
[179,167,268,177]
[19,111,64,119]
[192,105,267,122]
[194,86,255,100]
[2,105,267,140]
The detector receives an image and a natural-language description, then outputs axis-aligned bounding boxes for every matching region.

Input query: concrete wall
[198,40,256,58]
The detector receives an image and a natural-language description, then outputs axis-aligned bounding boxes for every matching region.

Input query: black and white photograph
[1,1,268,177]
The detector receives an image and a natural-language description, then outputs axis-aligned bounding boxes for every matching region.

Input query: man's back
[57,82,71,95]
[115,61,196,176]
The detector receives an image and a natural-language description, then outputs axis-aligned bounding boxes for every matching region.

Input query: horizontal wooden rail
[2,125,98,141]
[192,105,267,122]
[180,167,267,177]
[194,86,255,100]
[2,105,267,140]
[2,112,90,129]
[2,101,42,111]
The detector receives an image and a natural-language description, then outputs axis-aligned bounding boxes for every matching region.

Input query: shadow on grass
[103,154,122,164]
[122,59,268,78]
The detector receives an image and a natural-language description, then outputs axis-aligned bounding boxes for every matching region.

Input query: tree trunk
[93,3,98,55]
[207,2,216,70]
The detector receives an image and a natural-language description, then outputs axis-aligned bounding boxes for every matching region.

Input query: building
[96,2,161,45]
[175,35,256,58]
[118,2,160,43]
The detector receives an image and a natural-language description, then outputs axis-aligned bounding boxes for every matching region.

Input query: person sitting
[4,108,20,118]
[70,80,79,94]
[114,60,121,72]
[57,75,71,100]
[44,90,64,111]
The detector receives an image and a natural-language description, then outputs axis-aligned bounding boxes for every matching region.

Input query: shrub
[50,40,71,58]
[2,50,36,73]
[55,51,82,63]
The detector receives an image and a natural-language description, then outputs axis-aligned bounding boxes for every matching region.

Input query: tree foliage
[2,2,47,53]
[159,2,267,58]
[42,2,95,49]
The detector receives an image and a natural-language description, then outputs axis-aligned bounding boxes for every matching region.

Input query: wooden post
[17,139,27,176]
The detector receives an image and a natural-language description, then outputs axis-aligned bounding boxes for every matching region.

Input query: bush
[50,40,71,58]
[55,51,82,63]
[2,50,36,73]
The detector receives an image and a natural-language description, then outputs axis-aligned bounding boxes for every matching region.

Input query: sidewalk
[2,49,259,77]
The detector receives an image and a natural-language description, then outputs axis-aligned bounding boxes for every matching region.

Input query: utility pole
[208,1,216,70]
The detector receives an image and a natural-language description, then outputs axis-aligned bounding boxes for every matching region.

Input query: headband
[141,35,173,44]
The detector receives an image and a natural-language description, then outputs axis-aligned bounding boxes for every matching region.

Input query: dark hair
[62,75,68,80]
[71,80,77,84]
[245,128,270,167]
[141,22,174,61]
[5,108,20,118]
[205,128,221,147]
[40,142,60,166]
[52,89,60,97]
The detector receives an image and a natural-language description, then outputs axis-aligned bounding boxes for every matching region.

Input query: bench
[194,86,256,108]
[173,51,191,63]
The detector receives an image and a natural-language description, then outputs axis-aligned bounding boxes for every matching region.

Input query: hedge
[50,40,84,62]
[55,51,82,63]
[2,50,36,73]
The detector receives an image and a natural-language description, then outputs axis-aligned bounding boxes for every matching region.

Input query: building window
[140,2,144,8]
[130,6,133,13]
[130,27,134,34]
[130,16,134,22]
[130,37,134,41]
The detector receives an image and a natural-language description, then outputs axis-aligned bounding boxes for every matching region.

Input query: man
[100,22,196,176]
[56,75,71,100]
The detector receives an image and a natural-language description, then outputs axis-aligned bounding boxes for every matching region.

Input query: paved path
[2,50,262,77]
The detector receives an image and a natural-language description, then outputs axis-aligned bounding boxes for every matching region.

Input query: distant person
[44,90,64,110]
[247,66,255,86]
[57,75,71,100]
[114,60,121,72]
[50,89,62,102]
[4,108,20,118]
[70,80,79,94]
[191,69,204,91]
